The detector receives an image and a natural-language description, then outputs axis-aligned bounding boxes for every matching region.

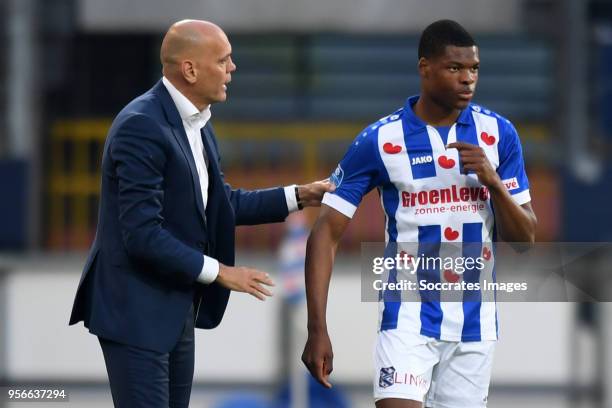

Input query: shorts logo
[330,165,344,188]
[379,366,396,389]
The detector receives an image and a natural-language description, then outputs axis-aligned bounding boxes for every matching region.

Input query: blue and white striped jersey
[322,96,531,342]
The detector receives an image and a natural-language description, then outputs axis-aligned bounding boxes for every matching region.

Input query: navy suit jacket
[69,80,289,352]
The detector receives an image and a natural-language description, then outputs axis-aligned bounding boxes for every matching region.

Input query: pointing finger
[446,142,478,151]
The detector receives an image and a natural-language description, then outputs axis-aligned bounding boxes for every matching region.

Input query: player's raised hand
[215,264,274,301]
[302,331,334,388]
[297,179,336,208]
[446,142,500,188]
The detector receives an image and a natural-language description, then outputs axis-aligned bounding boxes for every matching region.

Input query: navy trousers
[99,304,195,408]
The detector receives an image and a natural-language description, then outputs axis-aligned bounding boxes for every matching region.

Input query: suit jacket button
[197,241,205,249]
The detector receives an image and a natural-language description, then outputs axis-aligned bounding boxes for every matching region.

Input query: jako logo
[411,155,433,165]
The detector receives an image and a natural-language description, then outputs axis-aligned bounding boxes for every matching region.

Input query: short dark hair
[418,19,476,59]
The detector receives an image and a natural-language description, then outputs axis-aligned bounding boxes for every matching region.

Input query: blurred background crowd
[1,0,612,407]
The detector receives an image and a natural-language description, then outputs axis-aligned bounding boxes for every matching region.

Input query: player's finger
[457,150,483,159]
[462,164,481,172]
[307,358,320,377]
[309,359,325,383]
[325,355,334,375]
[458,156,483,164]
[320,375,332,388]
[447,141,477,149]
[457,154,484,164]
[446,142,477,151]
[319,359,333,388]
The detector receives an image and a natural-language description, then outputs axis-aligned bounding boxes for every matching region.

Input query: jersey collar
[403,95,472,132]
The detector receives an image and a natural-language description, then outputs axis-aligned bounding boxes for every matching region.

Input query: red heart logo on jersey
[383,143,402,154]
[399,251,415,264]
[481,132,496,145]
[444,227,459,241]
[482,247,491,261]
[438,155,455,169]
[444,269,461,283]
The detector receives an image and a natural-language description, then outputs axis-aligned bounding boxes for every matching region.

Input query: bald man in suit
[70,20,332,407]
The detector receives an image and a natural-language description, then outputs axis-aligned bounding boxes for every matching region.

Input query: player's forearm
[488,181,537,243]
[304,222,338,334]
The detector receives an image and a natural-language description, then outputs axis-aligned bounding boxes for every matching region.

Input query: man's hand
[302,330,334,388]
[446,142,501,189]
[215,264,274,301]
[447,142,537,243]
[297,179,335,208]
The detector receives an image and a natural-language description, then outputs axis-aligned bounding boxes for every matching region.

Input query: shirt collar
[162,76,211,129]
[403,95,472,131]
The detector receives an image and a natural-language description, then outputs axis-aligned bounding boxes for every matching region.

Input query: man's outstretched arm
[301,205,351,388]
[225,179,335,225]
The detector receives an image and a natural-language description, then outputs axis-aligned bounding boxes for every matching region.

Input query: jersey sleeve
[323,130,382,218]
[496,120,531,205]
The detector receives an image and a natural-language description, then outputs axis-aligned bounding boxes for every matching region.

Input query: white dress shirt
[162,77,300,284]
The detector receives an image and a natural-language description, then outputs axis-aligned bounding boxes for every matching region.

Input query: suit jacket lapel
[200,124,231,244]
[200,126,220,225]
[153,80,207,226]
[201,125,220,178]
[171,126,207,225]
